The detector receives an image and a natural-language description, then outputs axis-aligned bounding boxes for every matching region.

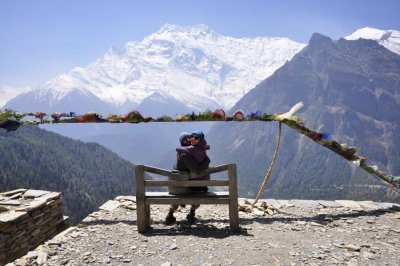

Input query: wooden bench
[135,164,239,233]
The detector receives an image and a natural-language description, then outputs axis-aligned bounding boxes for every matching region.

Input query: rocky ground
[9,197,400,266]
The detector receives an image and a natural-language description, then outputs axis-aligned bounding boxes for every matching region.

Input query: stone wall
[0,189,69,266]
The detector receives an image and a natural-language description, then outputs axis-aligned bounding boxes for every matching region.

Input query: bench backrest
[135,164,237,196]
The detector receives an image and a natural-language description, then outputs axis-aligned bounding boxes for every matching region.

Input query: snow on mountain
[5,24,306,114]
[135,91,193,117]
[345,27,400,55]
[0,85,32,107]
[6,85,117,115]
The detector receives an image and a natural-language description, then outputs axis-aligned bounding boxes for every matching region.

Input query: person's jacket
[175,138,210,162]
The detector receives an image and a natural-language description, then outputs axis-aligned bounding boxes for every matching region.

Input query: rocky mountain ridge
[207,32,400,200]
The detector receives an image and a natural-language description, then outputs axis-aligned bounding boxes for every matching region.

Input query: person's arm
[176,145,194,154]
[178,153,210,174]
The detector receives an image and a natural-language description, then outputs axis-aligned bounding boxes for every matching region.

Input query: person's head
[190,130,204,145]
[179,131,191,146]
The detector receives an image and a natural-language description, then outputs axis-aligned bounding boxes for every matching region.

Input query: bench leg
[137,203,147,233]
[136,165,147,233]
[229,201,240,232]
[145,204,151,228]
[228,164,240,232]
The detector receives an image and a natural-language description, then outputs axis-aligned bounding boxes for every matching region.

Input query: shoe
[190,186,209,193]
[186,210,196,224]
[165,213,176,225]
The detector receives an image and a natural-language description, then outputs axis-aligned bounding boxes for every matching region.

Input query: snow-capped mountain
[345,27,400,55]
[0,85,32,107]
[6,24,306,115]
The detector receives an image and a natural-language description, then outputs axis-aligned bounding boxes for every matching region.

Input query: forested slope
[0,126,135,224]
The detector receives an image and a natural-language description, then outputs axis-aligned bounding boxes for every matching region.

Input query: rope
[252,122,282,205]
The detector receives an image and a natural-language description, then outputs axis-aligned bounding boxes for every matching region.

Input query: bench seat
[145,191,230,205]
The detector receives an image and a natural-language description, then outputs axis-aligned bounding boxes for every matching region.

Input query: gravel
[9,198,400,266]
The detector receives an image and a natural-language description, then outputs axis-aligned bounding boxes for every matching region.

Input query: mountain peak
[157,23,182,33]
[152,23,220,42]
[346,27,389,41]
[147,90,174,101]
[106,46,121,55]
[308,33,333,49]
[157,23,214,35]
[345,27,400,55]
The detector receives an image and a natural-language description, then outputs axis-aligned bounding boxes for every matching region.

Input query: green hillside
[0,126,135,224]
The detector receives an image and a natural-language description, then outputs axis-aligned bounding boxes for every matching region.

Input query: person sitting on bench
[165,131,211,224]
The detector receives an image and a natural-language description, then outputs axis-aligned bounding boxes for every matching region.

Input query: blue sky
[1,0,399,87]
